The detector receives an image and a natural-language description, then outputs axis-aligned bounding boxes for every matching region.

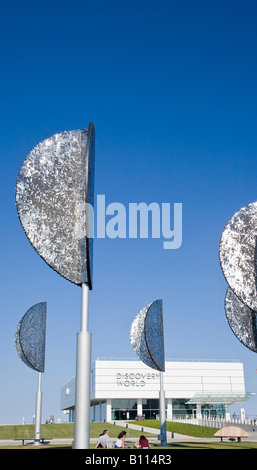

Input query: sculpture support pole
[34,372,42,445]
[74,283,92,449]
[159,371,167,446]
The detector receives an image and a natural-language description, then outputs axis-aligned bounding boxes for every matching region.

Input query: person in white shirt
[115,431,127,448]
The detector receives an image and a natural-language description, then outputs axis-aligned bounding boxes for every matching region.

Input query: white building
[60,358,252,422]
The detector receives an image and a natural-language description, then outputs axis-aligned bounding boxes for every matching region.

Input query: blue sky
[1,0,257,423]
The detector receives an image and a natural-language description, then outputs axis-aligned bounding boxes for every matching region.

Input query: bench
[14,438,52,446]
[214,426,249,442]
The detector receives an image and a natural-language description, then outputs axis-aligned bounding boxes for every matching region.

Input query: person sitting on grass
[114,431,130,448]
[95,433,103,448]
[95,429,110,448]
[135,435,150,449]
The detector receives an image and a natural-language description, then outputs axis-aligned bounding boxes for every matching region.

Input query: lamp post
[73,283,92,448]
[130,299,167,446]
[15,302,47,446]
[159,371,167,446]
[15,124,95,449]
[34,372,43,445]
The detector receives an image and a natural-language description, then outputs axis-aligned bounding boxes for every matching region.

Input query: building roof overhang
[185,392,255,405]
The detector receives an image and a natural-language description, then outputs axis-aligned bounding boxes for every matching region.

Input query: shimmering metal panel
[225,287,257,353]
[85,123,95,288]
[15,123,95,289]
[130,305,155,370]
[15,302,47,372]
[219,202,257,311]
[145,300,165,372]
[130,299,165,372]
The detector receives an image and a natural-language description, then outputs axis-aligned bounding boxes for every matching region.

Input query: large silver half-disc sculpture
[130,299,165,372]
[15,124,95,289]
[15,302,47,372]
[225,287,257,353]
[219,201,257,311]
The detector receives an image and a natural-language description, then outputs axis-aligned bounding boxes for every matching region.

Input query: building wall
[60,377,75,411]
[91,359,245,400]
[61,359,245,417]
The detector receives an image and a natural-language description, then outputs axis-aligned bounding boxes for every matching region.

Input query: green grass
[152,441,257,450]
[1,421,257,450]
[0,422,155,441]
[3,442,257,450]
[2,441,257,450]
[129,420,220,437]
[0,423,73,440]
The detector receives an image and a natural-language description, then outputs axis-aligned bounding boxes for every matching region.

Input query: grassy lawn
[1,421,257,450]
[2,441,257,450]
[151,441,257,450]
[129,419,219,437]
[0,422,155,441]
[0,423,73,440]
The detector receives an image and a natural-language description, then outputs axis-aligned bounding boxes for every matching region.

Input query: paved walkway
[115,421,189,440]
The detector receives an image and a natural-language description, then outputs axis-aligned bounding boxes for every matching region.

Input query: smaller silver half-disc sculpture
[130,299,165,372]
[225,287,257,353]
[15,302,47,372]
[15,302,47,445]
[219,201,257,312]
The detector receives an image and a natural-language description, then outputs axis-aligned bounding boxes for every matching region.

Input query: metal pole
[159,371,167,446]
[81,282,89,332]
[73,283,92,449]
[34,371,42,445]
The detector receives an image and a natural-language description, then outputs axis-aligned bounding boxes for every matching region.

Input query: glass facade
[172,400,226,419]
[172,399,195,418]
[142,399,160,419]
[201,404,226,419]
[91,402,107,422]
[111,399,137,420]
[77,399,227,422]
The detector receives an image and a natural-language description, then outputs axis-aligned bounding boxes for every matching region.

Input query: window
[142,399,160,419]
[201,404,226,419]
[90,401,107,422]
[111,399,137,420]
[172,399,195,417]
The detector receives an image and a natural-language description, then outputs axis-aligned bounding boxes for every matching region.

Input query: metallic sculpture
[15,125,95,290]
[225,287,257,353]
[220,201,257,354]
[130,299,167,445]
[130,299,165,372]
[219,201,257,312]
[15,302,47,445]
[15,124,95,449]
[15,302,47,372]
